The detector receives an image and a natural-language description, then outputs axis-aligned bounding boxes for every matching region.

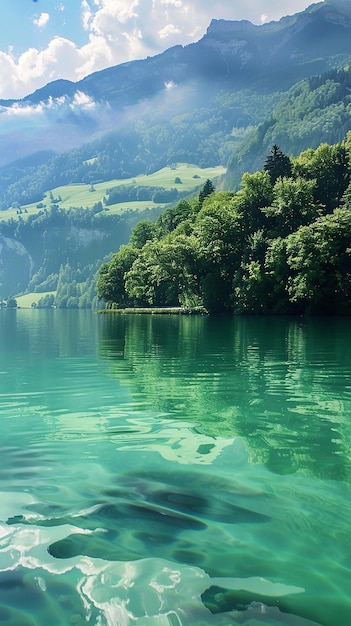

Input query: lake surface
[0,310,350,626]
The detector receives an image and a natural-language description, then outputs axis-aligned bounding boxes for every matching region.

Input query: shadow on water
[7,466,325,625]
[6,463,341,626]
[8,468,271,564]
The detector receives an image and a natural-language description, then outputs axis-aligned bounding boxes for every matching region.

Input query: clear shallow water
[0,310,351,626]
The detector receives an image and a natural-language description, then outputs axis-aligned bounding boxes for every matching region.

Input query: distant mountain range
[0,1,349,172]
[2,0,351,110]
[0,0,351,170]
[2,0,351,300]
[1,0,351,201]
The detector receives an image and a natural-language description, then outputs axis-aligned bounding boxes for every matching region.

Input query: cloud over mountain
[0,0,312,99]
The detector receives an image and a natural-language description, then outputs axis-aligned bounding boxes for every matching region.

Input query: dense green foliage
[226,66,351,187]
[98,138,351,315]
[0,203,161,306]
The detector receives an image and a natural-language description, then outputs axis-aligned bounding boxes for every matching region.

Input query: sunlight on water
[0,310,351,625]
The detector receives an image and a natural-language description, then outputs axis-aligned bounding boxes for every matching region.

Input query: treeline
[32,261,102,309]
[98,137,351,315]
[0,203,162,305]
[104,184,186,206]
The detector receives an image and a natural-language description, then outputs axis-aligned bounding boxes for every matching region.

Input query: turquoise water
[0,310,350,625]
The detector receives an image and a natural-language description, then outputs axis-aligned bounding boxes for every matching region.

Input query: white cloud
[0,0,313,99]
[90,0,140,33]
[71,91,96,110]
[158,24,181,39]
[1,101,46,118]
[81,0,92,31]
[75,34,114,79]
[161,0,183,6]
[0,91,96,120]
[33,12,50,29]
[0,39,79,99]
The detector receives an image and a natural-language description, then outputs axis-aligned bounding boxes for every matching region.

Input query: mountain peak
[2,0,351,111]
[206,1,351,36]
[306,0,351,21]
[207,18,255,34]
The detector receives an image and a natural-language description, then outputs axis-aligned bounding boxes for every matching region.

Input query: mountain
[4,0,351,111]
[1,1,351,167]
[2,0,351,302]
[1,1,351,191]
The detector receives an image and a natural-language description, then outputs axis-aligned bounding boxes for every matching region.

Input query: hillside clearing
[0,164,226,221]
[15,292,57,308]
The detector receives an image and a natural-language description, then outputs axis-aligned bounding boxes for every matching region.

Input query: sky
[0,1,316,100]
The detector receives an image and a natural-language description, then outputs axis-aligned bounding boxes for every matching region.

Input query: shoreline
[98,306,208,315]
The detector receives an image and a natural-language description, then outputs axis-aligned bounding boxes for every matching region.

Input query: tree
[285,208,351,314]
[129,221,157,249]
[6,297,17,308]
[263,177,319,237]
[124,236,200,308]
[264,145,292,184]
[156,199,196,236]
[97,245,138,307]
[199,179,215,207]
[340,179,351,209]
[293,142,351,212]
[37,294,55,308]
[194,200,242,312]
[233,170,273,235]
[233,229,273,314]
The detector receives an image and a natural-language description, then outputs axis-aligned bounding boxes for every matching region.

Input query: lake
[0,310,350,626]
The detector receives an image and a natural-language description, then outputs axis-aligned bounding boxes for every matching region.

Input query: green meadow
[16,292,57,308]
[1,164,226,221]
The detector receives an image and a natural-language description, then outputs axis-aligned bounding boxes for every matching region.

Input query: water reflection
[99,314,351,480]
[1,311,351,625]
[0,309,100,359]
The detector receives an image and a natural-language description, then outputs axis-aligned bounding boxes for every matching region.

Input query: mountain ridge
[2,0,351,110]
[2,1,351,300]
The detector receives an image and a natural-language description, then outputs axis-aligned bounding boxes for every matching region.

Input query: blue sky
[0,1,314,99]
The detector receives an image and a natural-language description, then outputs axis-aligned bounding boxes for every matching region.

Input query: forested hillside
[226,65,351,187]
[4,62,351,212]
[2,1,351,210]
[0,204,159,306]
[3,63,351,213]
[98,137,351,315]
[0,90,274,212]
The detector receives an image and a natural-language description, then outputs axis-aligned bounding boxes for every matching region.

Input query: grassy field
[16,292,56,308]
[1,163,226,221]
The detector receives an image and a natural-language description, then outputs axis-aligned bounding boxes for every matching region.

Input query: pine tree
[264,145,292,184]
[199,179,215,207]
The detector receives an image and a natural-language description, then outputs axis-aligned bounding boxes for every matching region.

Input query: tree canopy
[98,136,351,315]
